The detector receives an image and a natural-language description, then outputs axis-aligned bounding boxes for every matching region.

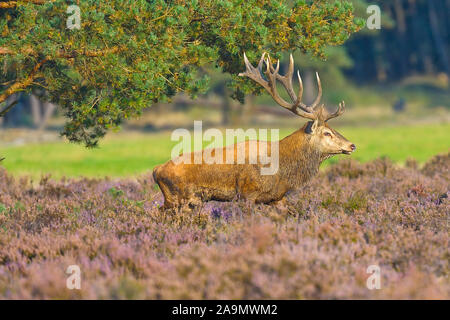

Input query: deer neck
[278,129,323,189]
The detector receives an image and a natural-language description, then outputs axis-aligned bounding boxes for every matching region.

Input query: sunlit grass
[325,122,449,165]
[1,123,448,179]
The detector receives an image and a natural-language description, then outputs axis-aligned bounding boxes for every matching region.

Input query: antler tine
[267,54,296,102]
[240,52,317,120]
[287,53,294,81]
[310,72,323,109]
[293,69,315,113]
[296,70,303,103]
[239,52,271,93]
[263,55,293,109]
[257,52,266,70]
[267,57,317,119]
[274,57,280,74]
[325,101,346,122]
[266,54,314,114]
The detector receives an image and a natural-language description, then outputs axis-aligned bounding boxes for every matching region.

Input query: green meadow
[1,123,448,180]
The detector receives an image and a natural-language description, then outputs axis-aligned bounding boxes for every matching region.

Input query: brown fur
[153,121,355,208]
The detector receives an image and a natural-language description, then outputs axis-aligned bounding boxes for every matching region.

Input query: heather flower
[0,154,448,299]
[211,208,222,220]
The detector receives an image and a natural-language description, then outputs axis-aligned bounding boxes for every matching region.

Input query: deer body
[154,126,314,207]
[154,53,356,208]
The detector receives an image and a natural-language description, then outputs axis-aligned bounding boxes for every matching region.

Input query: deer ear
[305,120,320,134]
[310,119,320,133]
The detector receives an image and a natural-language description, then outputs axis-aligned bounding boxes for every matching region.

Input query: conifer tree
[0,0,363,146]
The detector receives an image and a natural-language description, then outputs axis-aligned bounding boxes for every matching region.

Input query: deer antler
[239,52,316,120]
[310,72,322,110]
[239,52,345,122]
[324,101,345,122]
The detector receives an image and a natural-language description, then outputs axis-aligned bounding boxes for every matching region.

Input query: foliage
[0,0,363,146]
[0,154,448,299]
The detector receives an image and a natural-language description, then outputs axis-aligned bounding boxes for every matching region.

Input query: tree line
[346,0,449,83]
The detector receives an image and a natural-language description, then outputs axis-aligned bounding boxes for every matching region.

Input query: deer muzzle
[342,143,356,155]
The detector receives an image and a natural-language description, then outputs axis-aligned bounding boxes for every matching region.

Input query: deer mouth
[341,144,356,155]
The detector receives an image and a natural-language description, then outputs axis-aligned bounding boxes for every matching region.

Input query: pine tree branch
[0,46,123,113]
[0,99,18,117]
[0,0,48,9]
[0,48,14,54]
[0,59,46,107]
[0,46,122,57]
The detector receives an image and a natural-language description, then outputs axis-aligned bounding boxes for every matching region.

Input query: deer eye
[324,132,332,137]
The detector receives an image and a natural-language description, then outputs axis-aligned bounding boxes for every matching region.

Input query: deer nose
[350,144,356,151]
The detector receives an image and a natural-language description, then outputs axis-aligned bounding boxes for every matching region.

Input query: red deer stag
[153,53,356,208]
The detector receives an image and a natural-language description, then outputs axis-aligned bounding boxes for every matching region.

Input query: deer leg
[153,165,181,209]
[187,196,203,209]
[156,181,178,209]
[269,197,288,206]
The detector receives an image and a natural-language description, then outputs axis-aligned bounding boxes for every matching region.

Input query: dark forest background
[347,0,449,83]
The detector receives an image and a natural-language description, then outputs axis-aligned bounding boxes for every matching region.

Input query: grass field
[1,122,449,179]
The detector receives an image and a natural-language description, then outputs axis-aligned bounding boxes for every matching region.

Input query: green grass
[1,123,448,179]
[333,123,449,164]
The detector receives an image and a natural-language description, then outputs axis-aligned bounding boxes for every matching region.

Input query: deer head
[239,52,356,156]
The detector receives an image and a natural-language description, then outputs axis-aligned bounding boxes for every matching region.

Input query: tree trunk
[393,0,408,78]
[428,0,450,76]
[38,102,56,131]
[240,95,255,125]
[221,88,231,126]
[2,93,25,127]
[30,94,42,128]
